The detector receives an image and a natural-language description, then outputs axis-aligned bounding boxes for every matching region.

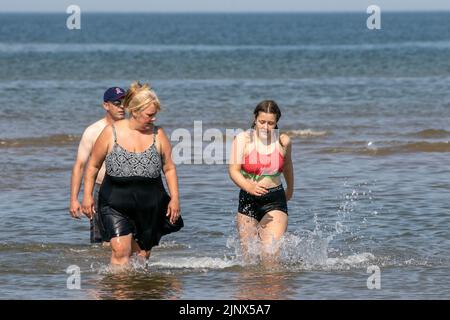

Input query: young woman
[229,100,293,261]
[82,82,182,267]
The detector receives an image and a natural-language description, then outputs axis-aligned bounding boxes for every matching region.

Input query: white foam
[326,252,375,266]
[3,41,450,53]
[156,241,190,249]
[286,129,328,137]
[148,256,239,269]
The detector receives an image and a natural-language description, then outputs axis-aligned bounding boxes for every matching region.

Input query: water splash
[223,180,385,271]
[87,180,437,275]
[156,240,191,250]
[225,228,376,272]
[148,256,239,270]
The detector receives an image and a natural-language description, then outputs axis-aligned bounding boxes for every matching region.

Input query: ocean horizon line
[1,10,450,14]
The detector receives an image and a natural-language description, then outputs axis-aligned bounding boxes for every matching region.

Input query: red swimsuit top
[241,145,284,178]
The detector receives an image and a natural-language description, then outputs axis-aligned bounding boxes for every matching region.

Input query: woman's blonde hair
[123,81,161,115]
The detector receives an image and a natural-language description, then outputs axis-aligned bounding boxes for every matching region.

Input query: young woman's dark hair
[251,100,281,129]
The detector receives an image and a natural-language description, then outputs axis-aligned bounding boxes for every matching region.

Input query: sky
[1,0,450,12]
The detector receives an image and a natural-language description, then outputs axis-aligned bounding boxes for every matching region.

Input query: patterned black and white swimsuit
[98,124,171,250]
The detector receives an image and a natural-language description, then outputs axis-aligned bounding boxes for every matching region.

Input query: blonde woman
[82,82,182,267]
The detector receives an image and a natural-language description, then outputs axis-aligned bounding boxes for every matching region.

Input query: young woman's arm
[281,134,294,201]
[228,132,268,196]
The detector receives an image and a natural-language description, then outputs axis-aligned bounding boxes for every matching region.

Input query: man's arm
[69,127,94,218]
[82,125,112,219]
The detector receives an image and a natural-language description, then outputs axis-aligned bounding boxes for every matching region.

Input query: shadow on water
[88,272,183,300]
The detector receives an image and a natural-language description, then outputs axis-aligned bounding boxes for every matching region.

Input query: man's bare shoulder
[84,118,108,136]
[81,118,108,143]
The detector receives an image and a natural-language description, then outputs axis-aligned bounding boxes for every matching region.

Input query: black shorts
[98,174,179,251]
[238,184,288,222]
[100,205,137,242]
[100,204,184,250]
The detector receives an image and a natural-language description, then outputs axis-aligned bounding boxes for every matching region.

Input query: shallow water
[0,13,449,299]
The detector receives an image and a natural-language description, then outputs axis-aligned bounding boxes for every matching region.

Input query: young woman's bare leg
[258,210,288,265]
[236,213,259,263]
